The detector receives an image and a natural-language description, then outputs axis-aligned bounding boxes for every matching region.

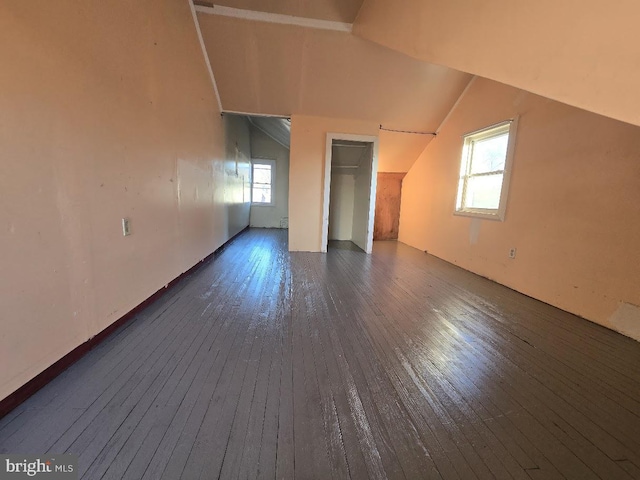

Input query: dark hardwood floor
[1,228,639,479]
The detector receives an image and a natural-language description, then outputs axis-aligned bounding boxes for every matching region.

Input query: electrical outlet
[508,247,517,259]
[122,218,131,236]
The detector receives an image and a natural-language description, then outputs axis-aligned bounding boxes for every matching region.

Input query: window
[251,159,275,205]
[455,119,517,220]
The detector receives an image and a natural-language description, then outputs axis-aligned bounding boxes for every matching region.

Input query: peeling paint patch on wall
[609,303,640,342]
[469,218,481,245]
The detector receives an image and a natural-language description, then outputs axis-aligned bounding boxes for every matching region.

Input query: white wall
[351,146,373,251]
[249,126,290,228]
[328,173,355,240]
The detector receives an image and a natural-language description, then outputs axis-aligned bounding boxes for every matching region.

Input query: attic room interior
[1,0,639,478]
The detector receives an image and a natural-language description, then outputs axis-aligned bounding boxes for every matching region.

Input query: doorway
[321,134,378,253]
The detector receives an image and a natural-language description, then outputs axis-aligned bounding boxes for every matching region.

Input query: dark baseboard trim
[0,226,250,420]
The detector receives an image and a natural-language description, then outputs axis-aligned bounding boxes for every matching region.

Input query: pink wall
[0,1,250,401]
[399,78,640,337]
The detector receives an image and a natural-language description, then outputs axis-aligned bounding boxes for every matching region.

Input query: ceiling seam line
[188,0,223,112]
[194,4,353,33]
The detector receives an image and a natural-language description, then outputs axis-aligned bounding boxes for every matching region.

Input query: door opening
[322,134,378,253]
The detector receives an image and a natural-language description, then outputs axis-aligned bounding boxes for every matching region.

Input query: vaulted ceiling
[247,116,291,148]
[354,0,640,128]
[196,4,471,171]
[196,0,640,173]
[196,13,471,132]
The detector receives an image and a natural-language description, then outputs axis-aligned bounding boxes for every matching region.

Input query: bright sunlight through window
[252,159,275,205]
[455,119,517,220]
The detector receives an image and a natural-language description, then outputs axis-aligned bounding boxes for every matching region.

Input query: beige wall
[399,77,640,335]
[0,0,250,401]
[354,0,640,128]
[249,126,290,228]
[289,115,378,251]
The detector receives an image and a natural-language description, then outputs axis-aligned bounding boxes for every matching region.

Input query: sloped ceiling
[197,14,470,129]
[377,130,433,173]
[196,12,471,171]
[353,0,640,128]
[247,116,291,148]
[331,141,369,173]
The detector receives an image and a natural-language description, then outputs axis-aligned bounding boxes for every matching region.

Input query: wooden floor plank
[298,257,352,479]
[1,229,639,480]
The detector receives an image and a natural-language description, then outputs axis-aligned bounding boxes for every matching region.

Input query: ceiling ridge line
[188,0,223,111]
[435,75,477,135]
[194,3,353,33]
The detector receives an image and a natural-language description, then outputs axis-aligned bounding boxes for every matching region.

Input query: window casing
[455,119,517,221]
[251,159,275,206]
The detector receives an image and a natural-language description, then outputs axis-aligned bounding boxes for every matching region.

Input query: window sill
[454,209,505,221]
[251,202,275,207]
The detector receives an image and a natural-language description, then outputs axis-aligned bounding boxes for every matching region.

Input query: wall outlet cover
[122,218,131,236]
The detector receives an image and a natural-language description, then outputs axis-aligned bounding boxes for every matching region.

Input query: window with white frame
[251,159,275,205]
[455,119,517,220]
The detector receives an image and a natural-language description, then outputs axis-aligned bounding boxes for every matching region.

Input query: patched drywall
[609,303,640,342]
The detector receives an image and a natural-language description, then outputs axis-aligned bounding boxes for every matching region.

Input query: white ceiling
[331,141,370,172]
[247,116,291,148]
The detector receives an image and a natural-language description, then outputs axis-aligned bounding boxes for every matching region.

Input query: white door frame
[321,133,379,253]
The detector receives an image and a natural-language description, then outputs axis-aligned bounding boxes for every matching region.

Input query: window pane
[464,174,504,210]
[253,165,272,184]
[470,133,508,174]
[456,178,465,210]
[252,186,272,204]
